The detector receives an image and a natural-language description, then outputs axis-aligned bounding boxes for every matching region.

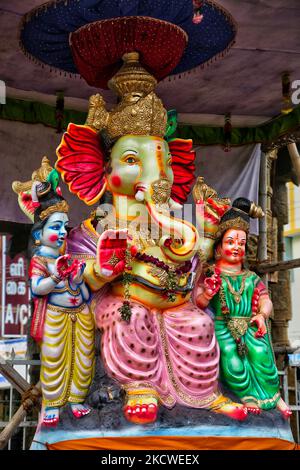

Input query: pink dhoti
[94,294,220,408]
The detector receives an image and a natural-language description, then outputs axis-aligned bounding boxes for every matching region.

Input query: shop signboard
[1,235,30,337]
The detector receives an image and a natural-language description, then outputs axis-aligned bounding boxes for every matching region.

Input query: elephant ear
[169,138,196,204]
[56,123,107,205]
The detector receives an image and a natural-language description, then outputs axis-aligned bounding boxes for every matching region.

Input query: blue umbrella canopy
[19,0,237,86]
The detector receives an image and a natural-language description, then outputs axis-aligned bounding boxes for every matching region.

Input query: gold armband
[255,309,268,320]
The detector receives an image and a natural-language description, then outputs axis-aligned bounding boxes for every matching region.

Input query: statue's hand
[203,268,222,299]
[250,314,267,338]
[69,259,86,285]
[96,229,130,278]
[54,254,73,280]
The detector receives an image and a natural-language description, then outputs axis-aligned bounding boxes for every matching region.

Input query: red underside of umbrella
[70,16,188,88]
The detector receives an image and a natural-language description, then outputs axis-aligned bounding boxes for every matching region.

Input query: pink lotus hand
[96,229,136,278]
[69,259,86,284]
[203,271,221,298]
[250,314,267,338]
[54,254,73,279]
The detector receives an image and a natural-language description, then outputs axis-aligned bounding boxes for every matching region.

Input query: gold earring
[35,239,41,246]
[215,252,221,260]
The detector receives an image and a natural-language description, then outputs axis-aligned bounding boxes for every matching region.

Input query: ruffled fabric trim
[169,138,196,204]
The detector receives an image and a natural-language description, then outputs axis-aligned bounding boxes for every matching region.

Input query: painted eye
[124,155,138,165]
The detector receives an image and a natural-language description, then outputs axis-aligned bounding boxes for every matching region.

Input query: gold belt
[47,303,87,323]
[48,302,86,314]
[215,316,250,341]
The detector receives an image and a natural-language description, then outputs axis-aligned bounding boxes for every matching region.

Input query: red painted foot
[246,406,261,415]
[124,403,158,424]
[228,405,248,421]
[280,408,292,420]
[70,404,91,419]
[210,396,248,421]
[42,408,59,427]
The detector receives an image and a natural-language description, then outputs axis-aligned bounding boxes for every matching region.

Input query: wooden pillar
[271,176,292,347]
[261,142,292,348]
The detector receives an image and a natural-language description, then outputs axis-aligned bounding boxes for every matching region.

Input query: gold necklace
[54,279,81,295]
[222,273,248,304]
[96,213,157,250]
[219,267,244,276]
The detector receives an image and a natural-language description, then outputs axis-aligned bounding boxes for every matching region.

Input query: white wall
[288,236,300,348]
[285,182,300,348]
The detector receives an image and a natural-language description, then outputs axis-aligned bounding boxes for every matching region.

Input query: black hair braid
[220,197,251,225]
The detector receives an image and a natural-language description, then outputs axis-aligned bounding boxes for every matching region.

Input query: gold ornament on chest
[222,273,249,304]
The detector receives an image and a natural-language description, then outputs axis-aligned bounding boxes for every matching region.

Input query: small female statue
[195,197,292,418]
[29,181,95,426]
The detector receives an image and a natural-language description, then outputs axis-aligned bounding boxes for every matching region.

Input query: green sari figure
[195,197,291,418]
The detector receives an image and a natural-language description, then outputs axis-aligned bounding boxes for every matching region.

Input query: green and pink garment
[210,271,280,410]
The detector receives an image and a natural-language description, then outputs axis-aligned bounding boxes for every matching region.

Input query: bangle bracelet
[256,311,268,320]
[260,312,268,320]
[50,274,62,284]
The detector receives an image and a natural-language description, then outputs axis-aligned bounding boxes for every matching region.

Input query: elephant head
[107,134,198,262]
[56,127,198,263]
[107,135,173,203]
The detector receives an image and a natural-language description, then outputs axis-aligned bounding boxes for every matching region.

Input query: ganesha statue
[55,52,247,424]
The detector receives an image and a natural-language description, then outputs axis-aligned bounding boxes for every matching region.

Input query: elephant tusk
[169,198,183,210]
[101,268,114,277]
[135,190,145,201]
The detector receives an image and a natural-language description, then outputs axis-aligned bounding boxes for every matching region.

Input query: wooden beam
[256,258,300,274]
[0,382,41,450]
[0,359,30,394]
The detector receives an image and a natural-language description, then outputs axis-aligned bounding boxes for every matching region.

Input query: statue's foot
[124,391,158,424]
[242,401,261,415]
[70,403,91,419]
[124,403,158,424]
[42,407,59,427]
[209,395,248,421]
[276,398,292,419]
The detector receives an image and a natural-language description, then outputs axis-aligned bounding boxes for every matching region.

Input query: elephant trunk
[146,201,199,263]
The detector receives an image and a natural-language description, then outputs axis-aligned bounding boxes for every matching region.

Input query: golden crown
[12,156,53,195]
[39,200,69,221]
[215,217,250,240]
[85,52,167,138]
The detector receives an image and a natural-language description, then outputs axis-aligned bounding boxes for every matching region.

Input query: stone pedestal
[30,354,295,450]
